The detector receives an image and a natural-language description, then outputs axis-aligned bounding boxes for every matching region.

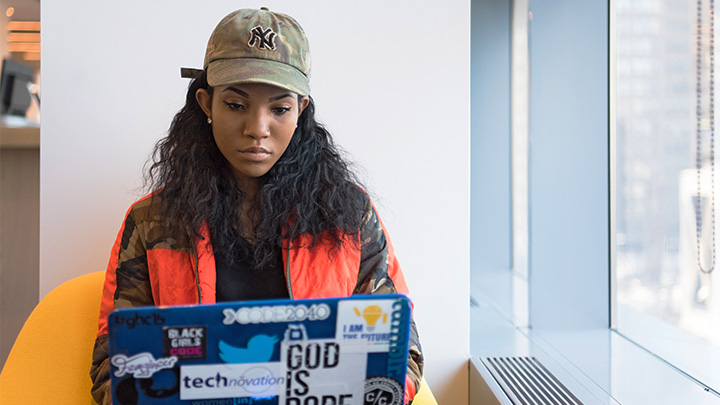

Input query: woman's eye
[272,107,291,115]
[224,101,244,111]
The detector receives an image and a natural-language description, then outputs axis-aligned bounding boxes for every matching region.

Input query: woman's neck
[236,176,261,241]
[236,175,260,199]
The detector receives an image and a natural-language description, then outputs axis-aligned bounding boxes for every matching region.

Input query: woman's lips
[239,147,271,161]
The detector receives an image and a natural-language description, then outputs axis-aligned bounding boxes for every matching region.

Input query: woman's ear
[298,96,310,115]
[196,88,213,119]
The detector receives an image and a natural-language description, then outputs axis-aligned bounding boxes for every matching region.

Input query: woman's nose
[244,109,270,139]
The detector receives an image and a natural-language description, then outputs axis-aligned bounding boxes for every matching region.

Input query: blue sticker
[219,335,279,363]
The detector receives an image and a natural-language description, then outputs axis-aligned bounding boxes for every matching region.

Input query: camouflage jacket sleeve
[353,197,425,403]
[90,204,155,405]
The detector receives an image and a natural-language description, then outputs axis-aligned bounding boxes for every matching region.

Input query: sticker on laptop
[364,376,404,405]
[280,324,367,404]
[110,352,177,378]
[218,334,279,364]
[335,299,399,352]
[222,303,331,325]
[163,325,207,360]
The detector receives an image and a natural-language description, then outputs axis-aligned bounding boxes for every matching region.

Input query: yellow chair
[0,270,437,405]
[0,270,104,404]
[415,376,438,404]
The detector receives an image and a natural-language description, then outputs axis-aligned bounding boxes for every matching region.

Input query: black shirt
[214,239,289,302]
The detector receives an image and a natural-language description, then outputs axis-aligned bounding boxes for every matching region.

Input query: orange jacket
[91,193,423,405]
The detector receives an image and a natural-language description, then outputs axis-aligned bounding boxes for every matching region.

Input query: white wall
[41,1,470,402]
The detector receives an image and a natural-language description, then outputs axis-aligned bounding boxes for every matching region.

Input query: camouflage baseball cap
[203,8,311,96]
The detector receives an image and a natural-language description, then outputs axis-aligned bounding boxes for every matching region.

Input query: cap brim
[207,58,310,96]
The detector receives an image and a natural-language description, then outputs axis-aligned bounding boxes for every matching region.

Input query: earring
[207,117,212,124]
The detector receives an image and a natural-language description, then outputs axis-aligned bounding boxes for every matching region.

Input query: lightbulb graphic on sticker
[354,305,387,331]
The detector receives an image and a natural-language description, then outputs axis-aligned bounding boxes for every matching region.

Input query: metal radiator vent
[482,357,583,405]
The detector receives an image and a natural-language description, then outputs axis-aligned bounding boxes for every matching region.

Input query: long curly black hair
[145,72,367,269]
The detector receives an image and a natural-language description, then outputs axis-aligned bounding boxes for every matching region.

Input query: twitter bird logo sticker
[218,335,279,363]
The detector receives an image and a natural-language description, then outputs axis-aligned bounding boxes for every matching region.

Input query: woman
[90,8,423,404]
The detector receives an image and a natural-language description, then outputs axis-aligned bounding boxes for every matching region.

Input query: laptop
[108,294,411,405]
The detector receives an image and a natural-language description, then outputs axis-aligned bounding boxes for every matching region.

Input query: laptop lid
[108,294,411,404]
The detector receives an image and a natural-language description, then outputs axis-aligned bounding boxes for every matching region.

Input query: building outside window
[613,0,720,390]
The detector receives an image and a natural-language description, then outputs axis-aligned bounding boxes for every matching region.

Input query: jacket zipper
[285,246,294,299]
[192,245,202,304]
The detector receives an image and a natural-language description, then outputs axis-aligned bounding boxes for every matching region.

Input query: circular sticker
[364,376,403,405]
[240,366,281,394]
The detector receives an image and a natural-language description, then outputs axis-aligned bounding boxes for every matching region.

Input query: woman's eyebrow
[222,87,249,97]
[222,87,293,102]
[269,93,293,101]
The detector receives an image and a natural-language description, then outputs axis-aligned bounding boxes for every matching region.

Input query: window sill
[470,290,720,404]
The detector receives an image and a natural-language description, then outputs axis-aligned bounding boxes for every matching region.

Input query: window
[613,0,720,389]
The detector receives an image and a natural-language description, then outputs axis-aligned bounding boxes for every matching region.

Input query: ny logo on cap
[248,26,277,50]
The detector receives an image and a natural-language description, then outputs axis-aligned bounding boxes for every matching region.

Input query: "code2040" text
[222,304,331,325]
